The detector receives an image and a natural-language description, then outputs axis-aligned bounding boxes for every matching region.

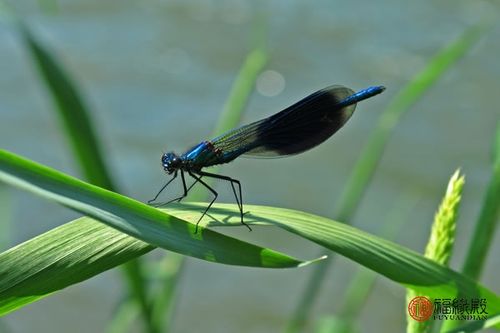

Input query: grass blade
[0,150,311,269]
[105,300,138,333]
[150,254,185,331]
[167,203,500,313]
[19,25,114,190]
[0,149,320,314]
[0,217,154,316]
[286,25,484,333]
[440,124,500,332]
[0,148,496,320]
[339,196,417,321]
[17,23,155,331]
[336,26,482,223]
[0,184,12,251]
[442,313,500,333]
[461,123,500,280]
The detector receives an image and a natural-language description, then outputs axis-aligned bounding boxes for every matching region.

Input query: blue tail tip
[371,85,386,94]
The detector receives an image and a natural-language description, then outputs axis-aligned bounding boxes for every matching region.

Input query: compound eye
[161,159,167,167]
[161,153,169,164]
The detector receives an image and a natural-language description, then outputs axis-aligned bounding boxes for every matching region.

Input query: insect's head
[161,152,182,174]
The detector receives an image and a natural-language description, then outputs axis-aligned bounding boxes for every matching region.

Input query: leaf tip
[298,254,328,268]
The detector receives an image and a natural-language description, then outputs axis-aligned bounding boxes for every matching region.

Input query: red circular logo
[408,296,434,322]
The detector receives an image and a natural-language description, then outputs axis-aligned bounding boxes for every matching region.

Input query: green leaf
[168,202,500,313]
[335,26,483,223]
[0,149,319,315]
[0,184,12,251]
[442,125,500,332]
[339,196,417,321]
[461,123,500,280]
[19,25,114,190]
[150,254,185,331]
[442,313,500,333]
[105,300,139,333]
[1,149,498,320]
[0,217,153,316]
[286,25,485,333]
[18,23,153,330]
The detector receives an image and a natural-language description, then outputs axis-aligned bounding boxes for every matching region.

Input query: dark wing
[210,85,357,159]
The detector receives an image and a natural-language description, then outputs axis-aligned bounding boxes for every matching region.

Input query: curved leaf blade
[0,218,152,316]
[0,150,324,315]
[167,203,500,313]
[18,22,154,330]
[0,149,312,268]
[20,24,114,190]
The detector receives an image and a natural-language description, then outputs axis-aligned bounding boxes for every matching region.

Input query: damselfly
[149,85,385,232]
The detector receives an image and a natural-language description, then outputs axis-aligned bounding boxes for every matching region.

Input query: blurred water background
[0,1,499,332]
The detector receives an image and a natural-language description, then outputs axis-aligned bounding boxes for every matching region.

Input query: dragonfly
[149,85,385,232]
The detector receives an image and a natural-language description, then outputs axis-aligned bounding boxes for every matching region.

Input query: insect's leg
[196,171,251,231]
[148,171,177,205]
[178,174,201,202]
[164,170,194,204]
[188,171,217,234]
[230,178,251,231]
